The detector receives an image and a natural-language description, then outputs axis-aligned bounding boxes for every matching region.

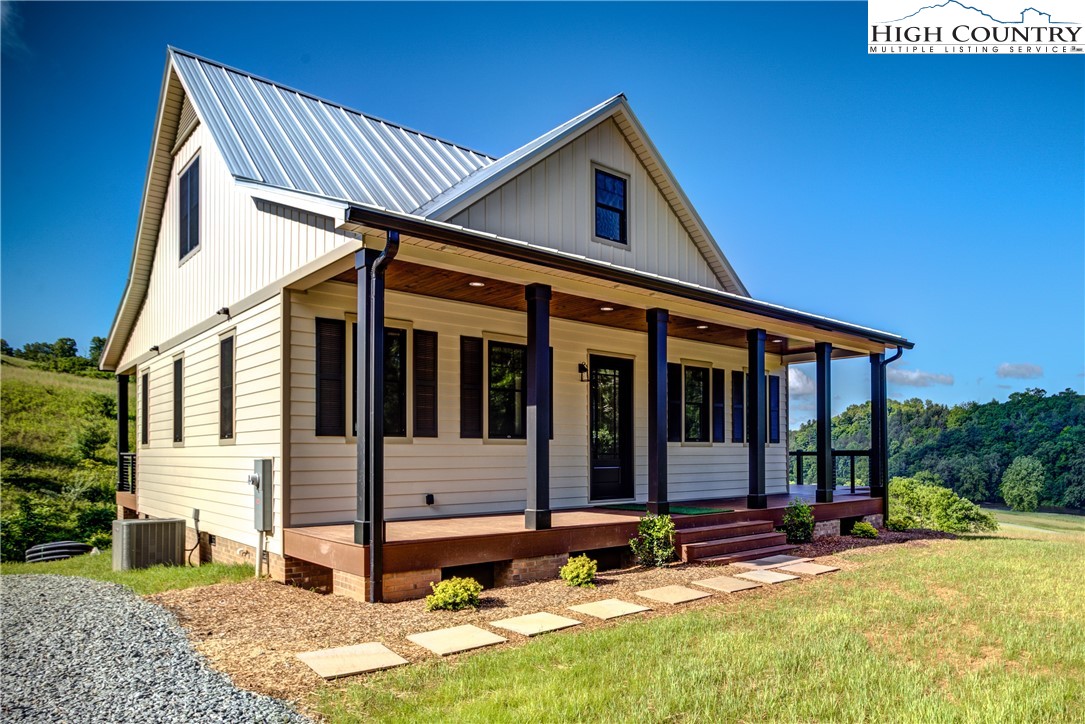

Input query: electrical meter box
[248,459,273,532]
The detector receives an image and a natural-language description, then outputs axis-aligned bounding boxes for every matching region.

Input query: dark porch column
[116,374,129,486]
[353,249,380,548]
[646,308,669,516]
[525,283,552,530]
[869,352,888,503]
[747,329,767,509]
[815,342,833,503]
[355,231,399,603]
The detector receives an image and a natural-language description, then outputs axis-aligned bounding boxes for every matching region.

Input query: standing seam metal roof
[170,49,495,215]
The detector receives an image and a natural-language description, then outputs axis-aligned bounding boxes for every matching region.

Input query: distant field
[988,508,1084,536]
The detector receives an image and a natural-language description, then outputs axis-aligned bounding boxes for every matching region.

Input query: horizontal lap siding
[450,118,724,292]
[289,284,787,525]
[118,122,360,373]
[136,297,284,553]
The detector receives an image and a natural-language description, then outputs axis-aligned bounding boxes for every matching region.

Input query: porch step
[680,532,788,562]
[675,520,774,545]
[697,544,799,566]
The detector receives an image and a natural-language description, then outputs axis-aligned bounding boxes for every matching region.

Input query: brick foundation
[863,514,884,528]
[494,553,569,587]
[813,519,841,538]
[117,506,140,520]
[333,568,440,603]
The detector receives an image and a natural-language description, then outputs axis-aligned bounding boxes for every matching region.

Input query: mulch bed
[148,529,953,712]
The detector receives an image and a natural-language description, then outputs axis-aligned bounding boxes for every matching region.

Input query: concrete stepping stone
[734,569,800,585]
[407,624,506,656]
[636,585,711,605]
[569,599,651,620]
[778,561,840,576]
[692,575,762,593]
[489,612,582,636]
[296,642,408,678]
[732,554,811,570]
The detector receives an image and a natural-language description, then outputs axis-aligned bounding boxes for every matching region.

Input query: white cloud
[997,363,1043,379]
[788,368,815,396]
[1,2,27,57]
[886,368,954,387]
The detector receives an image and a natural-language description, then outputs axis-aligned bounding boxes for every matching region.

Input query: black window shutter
[141,373,149,444]
[315,318,346,436]
[712,368,725,443]
[220,337,234,439]
[667,362,682,442]
[414,330,438,438]
[769,375,781,444]
[172,357,183,443]
[731,370,745,443]
[460,336,483,438]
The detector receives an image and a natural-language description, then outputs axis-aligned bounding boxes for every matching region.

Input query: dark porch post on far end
[815,342,834,503]
[647,308,669,516]
[747,328,767,509]
[525,283,552,530]
[116,374,129,485]
[869,352,888,505]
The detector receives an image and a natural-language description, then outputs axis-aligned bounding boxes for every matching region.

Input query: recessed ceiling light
[600,306,615,312]
[468,281,486,287]
[772,339,783,343]
[696,324,709,330]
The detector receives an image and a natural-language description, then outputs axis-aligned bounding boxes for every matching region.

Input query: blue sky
[2,2,1082,426]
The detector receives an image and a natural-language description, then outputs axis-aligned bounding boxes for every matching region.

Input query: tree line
[790,388,1084,510]
[1,336,110,378]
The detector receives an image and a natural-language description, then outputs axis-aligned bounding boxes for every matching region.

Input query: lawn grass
[988,507,1085,536]
[0,551,254,596]
[314,531,1085,723]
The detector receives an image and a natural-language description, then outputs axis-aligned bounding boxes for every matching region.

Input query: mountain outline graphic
[882,0,1077,25]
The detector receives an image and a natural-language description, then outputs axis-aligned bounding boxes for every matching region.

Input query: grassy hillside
[316,522,1085,722]
[0,356,134,560]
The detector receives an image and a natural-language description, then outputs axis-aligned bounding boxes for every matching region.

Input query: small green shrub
[559,554,597,588]
[629,514,675,567]
[889,474,998,533]
[780,499,815,543]
[851,521,879,538]
[885,515,916,532]
[425,576,483,611]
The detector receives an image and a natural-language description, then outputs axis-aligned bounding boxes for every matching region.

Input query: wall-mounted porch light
[578,362,589,382]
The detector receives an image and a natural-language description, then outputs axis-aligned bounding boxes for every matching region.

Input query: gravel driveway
[1,575,310,723]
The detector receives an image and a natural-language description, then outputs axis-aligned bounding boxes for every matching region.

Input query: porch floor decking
[283,487,880,577]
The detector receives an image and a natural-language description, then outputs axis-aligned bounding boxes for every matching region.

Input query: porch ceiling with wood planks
[332,260,855,358]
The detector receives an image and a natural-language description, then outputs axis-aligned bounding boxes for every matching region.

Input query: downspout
[368,231,399,603]
[878,345,903,520]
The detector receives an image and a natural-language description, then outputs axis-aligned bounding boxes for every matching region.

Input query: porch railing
[117,452,136,494]
[789,449,871,494]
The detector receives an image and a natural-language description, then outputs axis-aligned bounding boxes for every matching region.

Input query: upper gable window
[179,156,200,260]
[594,168,628,245]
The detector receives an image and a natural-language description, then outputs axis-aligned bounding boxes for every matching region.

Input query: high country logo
[869,0,1083,53]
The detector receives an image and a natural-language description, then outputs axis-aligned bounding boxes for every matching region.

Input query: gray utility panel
[249,458,273,532]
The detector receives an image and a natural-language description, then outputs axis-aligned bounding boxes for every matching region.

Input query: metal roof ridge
[167,47,497,162]
[416,93,626,216]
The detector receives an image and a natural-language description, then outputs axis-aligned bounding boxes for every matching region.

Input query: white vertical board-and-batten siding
[118,120,358,374]
[449,118,725,292]
[289,282,787,526]
[135,296,284,555]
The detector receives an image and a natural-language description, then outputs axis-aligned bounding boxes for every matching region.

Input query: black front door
[589,355,634,501]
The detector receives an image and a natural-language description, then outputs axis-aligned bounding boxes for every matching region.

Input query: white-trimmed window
[179,155,200,260]
[593,166,629,246]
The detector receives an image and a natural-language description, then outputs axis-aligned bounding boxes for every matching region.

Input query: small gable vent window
[179,156,200,260]
[594,168,628,245]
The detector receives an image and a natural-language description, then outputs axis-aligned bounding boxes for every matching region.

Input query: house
[101,49,912,602]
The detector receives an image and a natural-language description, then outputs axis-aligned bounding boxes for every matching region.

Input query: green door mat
[597,503,734,515]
